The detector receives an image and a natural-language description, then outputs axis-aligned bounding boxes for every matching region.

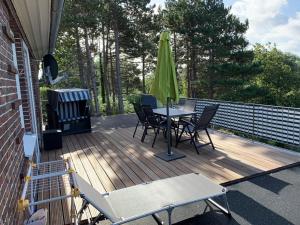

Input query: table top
[153,107,197,117]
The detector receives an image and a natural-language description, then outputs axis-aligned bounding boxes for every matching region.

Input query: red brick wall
[0,1,25,224]
[0,0,42,224]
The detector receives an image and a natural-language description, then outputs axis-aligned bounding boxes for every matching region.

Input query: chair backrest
[141,94,157,109]
[72,173,119,222]
[133,103,147,124]
[178,98,186,106]
[142,105,159,126]
[183,99,196,111]
[194,104,219,130]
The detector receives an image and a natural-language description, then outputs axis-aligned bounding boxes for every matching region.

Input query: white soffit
[12,0,51,59]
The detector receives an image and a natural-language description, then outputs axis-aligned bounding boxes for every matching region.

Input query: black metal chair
[176,104,219,154]
[141,94,157,109]
[141,105,169,147]
[175,99,197,132]
[133,103,147,139]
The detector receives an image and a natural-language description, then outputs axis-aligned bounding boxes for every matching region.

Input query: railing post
[252,103,255,141]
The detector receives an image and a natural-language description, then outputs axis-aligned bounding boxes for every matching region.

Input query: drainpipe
[48,0,64,54]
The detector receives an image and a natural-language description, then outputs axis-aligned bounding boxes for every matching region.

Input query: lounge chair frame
[73,173,231,225]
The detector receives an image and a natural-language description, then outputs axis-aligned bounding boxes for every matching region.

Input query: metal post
[167,208,173,225]
[167,97,172,156]
[252,103,255,141]
[154,98,185,161]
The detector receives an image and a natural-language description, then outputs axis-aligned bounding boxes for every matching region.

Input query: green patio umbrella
[151,31,183,161]
[151,31,179,105]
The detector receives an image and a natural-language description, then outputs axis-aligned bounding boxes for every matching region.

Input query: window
[23,41,37,134]
[12,43,25,128]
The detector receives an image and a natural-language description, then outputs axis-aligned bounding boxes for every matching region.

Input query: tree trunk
[98,51,106,104]
[109,47,116,105]
[84,28,100,115]
[186,41,192,97]
[75,27,86,88]
[208,50,214,99]
[102,28,112,114]
[113,23,124,114]
[142,54,146,93]
[191,46,197,98]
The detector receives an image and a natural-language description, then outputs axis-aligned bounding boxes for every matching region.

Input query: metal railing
[186,98,300,146]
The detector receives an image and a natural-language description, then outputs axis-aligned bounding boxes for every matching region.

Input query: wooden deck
[41,114,300,224]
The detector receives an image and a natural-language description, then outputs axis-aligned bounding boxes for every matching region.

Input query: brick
[0,1,42,224]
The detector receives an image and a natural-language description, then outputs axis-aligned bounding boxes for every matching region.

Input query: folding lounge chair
[73,173,231,225]
[176,104,219,154]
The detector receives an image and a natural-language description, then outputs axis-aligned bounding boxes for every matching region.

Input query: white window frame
[22,41,40,162]
[23,41,38,134]
[12,43,25,128]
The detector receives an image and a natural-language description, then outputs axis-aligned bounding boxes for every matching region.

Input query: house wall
[0,0,41,224]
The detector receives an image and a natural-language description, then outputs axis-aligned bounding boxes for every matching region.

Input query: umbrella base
[155,151,186,162]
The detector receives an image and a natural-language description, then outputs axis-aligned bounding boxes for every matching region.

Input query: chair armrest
[179,118,194,126]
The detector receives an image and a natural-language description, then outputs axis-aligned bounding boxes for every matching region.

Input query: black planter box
[43,129,62,150]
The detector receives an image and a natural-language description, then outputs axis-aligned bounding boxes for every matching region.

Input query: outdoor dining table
[153,107,198,161]
[153,107,197,118]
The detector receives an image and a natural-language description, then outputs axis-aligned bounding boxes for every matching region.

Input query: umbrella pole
[167,97,172,156]
[154,97,186,161]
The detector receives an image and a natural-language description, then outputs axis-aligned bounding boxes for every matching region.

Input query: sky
[150,0,300,56]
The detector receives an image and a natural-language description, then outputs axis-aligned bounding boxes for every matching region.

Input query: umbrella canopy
[151,31,179,105]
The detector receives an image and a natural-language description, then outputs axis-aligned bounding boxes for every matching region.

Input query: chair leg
[189,131,199,154]
[176,128,185,147]
[141,127,147,142]
[133,121,139,138]
[205,129,215,149]
[152,128,160,148]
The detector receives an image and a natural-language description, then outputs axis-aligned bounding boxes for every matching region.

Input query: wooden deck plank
[83,133,138,187]
[125,127,248,182]
[74,134,121,191]
[108,127,193,175]
[42,114,300,224]
[210,131,297,164]
[135,126,291,172]
[86,132,151,184]
[54,141,71,225]
[62,135,94,221]
[38,150,50,225]
[100,129,176,179]
[108,128,187,177]
[88,132,154,183]
[47,149,65,225]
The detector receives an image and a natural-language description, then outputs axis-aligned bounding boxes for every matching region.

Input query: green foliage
[164,0,258,99]
[39,86,50,123]
[53,0,300,118]
[252,44,300,107]
[127,94,142,104]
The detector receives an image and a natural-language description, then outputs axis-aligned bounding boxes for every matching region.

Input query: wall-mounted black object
[43,54,58,79]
